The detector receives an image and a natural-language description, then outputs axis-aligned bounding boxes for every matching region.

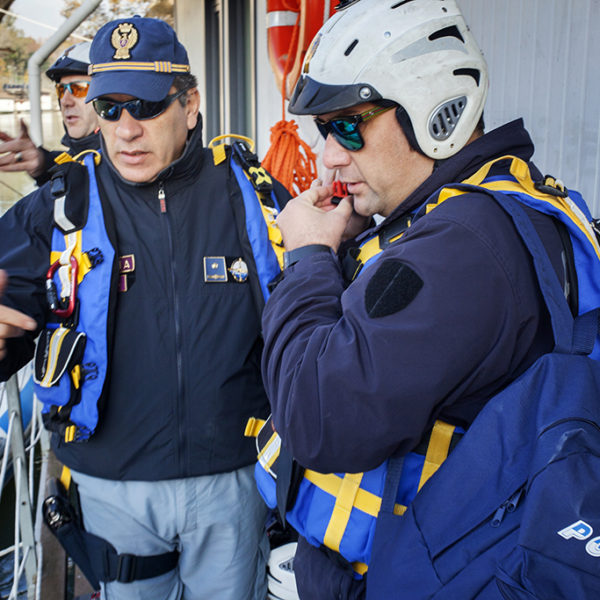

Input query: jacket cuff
[283,244,331,269]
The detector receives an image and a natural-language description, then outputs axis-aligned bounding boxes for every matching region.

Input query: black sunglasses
[92,89,188,122]
[56,81,90,100]
[314,105,395,151]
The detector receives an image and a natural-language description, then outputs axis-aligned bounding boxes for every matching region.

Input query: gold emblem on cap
[111,23,139,60]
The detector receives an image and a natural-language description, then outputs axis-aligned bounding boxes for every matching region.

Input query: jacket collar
[61,129,101,155]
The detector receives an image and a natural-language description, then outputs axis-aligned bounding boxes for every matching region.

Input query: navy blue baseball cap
[87,16,190,102]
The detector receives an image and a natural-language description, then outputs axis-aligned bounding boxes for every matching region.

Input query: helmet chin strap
[394,105,425,156]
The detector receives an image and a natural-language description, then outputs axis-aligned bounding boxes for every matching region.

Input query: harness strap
[44,467,180,588]
[417,420,456,492]
[85,531,179,584]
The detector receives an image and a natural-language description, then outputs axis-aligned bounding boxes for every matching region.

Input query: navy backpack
[367,189,600,599]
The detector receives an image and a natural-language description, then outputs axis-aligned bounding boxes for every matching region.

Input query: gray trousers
[71,464,269,600]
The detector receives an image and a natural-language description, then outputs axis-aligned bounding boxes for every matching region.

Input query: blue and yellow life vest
[248,155,600,577]
[34,140,284,443]
[247,415,462,577]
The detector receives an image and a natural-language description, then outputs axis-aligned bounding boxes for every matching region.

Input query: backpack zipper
[491,486,525,528]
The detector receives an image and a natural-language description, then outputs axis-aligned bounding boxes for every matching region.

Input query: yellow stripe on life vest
[303,469,407,519]
[323,472,364,552]
[417,420,456,492]
[355,234,381,265]
[463,155,600,261]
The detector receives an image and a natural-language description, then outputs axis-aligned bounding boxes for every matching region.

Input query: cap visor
[86,71,174,102]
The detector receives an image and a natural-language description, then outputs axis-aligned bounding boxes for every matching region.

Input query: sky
[9,0,72,41]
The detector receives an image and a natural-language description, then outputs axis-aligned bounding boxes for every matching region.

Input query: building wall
[459,0,600,215]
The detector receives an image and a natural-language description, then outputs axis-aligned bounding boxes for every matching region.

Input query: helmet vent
[392,0,416,8]
[335,0,361,10]
[428,26,465,43]
[453,68,481,86]
[278,558,295,572]
[344,39,359,56]
[428,96,466,140]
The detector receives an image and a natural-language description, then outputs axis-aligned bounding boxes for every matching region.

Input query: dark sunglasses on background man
[92,89,188,122]
[314,104,395,151]
[56,81,90,100]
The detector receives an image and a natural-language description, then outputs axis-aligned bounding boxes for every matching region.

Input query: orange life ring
[266,0,337,98]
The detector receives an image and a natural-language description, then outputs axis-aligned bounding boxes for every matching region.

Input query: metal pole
[5,375,37,599]
[27,0,101,146]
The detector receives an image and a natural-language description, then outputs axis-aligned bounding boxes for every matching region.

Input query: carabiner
[46,255,78,318]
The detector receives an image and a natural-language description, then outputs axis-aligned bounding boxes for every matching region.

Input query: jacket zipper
[159,182,185,472]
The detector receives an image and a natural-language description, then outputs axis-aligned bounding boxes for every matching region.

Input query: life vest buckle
[232,141,274,193]
[85,248,104,269]
[592,219,600,245]
[534,175,568,198]
[46,255,79,319]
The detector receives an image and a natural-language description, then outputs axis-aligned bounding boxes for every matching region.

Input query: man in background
[0,42,99,186]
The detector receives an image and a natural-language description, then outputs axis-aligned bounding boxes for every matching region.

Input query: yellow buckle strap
[60,465,72,490]
[72,149,102,167]
[209,134,256,166]
[53,152,74,165]
[244,417,266,438]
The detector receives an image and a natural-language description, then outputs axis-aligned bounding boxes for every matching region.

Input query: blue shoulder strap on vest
[34,153,116,442]
[229,157,282,303]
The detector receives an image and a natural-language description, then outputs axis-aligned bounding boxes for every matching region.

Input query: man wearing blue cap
[0,16,289,600]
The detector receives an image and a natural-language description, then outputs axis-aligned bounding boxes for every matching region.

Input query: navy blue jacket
[0,119,290,480]
[262,119,564,474]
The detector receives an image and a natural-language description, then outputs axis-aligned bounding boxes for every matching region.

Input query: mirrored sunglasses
[314,105,395,151]
[56,81,90,100]
[92,89,188,122]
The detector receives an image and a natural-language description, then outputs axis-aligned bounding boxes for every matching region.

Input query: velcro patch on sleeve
[364,259,423,318]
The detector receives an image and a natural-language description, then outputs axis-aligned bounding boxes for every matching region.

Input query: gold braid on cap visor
[88,61,190,74]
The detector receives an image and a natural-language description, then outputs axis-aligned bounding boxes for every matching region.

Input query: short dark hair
[173,73,198,105]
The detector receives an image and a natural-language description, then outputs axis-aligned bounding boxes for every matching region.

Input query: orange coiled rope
[262,1,318,196]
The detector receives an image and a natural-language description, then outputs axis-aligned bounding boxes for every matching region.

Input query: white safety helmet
[46,42,91,82]
[288,0,489,159]
[267,543,300,600]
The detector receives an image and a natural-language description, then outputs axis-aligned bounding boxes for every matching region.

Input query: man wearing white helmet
[0,42,99,185]
[260,0,591,597]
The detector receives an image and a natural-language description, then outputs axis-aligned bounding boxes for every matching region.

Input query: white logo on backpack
[557,520,600,557]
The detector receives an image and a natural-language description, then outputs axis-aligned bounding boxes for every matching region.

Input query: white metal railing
[0,370,49,600]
